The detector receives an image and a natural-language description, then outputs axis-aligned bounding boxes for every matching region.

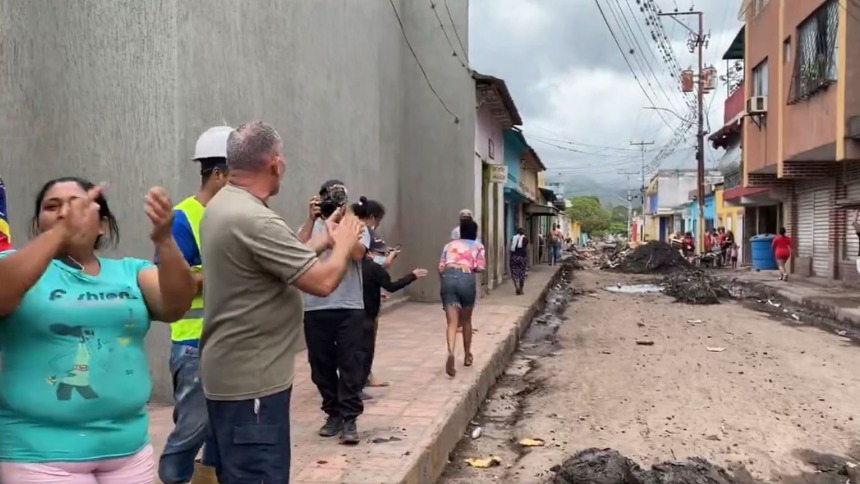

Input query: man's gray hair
[226,121,282,170]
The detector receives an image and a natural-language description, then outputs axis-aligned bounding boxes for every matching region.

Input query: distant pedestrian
[510,227,528,295]
[158,125,232,484]
[550,224,563,265]
[361,236,426,395]
[730,242,739,270]
[299,179,372,446]
[772,227,792,281]
[0,178,196,484]
[439,219,486,377]
[199,121,363,482]
[451,209,480,241]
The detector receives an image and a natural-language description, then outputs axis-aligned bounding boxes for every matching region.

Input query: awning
[504,186,532,204]
[722,26,744,60]
[539,187,557,202]
[525,203,558,216]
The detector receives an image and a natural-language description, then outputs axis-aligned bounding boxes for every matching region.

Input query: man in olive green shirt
[199,121,363,483]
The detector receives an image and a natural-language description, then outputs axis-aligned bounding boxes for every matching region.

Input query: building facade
[0,0,475,402]
[728,0,860,281]
[644,170,723,241]
[474,72,522,291]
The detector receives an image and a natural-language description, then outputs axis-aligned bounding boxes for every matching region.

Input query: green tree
[567,196,611,235]
[608,205,629,236]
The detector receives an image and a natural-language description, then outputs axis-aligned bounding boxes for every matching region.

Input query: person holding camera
[297,180,371,445]
[199,124,364,482]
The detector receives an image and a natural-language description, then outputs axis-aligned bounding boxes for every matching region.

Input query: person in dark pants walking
[297,181,372,445]
[200,122,363,482]
[361,236,426,396]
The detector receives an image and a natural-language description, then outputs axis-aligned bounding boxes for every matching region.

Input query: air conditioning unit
[747,96,768,115]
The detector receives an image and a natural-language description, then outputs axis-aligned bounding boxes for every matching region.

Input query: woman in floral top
[438,219,485,377]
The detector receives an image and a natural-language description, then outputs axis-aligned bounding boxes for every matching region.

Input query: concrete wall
[0,0,474,402]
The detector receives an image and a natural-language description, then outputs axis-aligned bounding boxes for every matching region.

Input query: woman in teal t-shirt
[0,177,197,484]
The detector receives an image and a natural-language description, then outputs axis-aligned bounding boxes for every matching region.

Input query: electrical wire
[593,0,683,131]
[443,0,469,61]
[388,0,459,123]
[429,0,468,70]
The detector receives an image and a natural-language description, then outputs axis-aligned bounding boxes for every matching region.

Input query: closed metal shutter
[844,182,860,260]
[796,190,814,258]
[812,186,833,277]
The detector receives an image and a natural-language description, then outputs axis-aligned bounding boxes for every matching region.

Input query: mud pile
[602,241,693,274]
[552,448,743,484]
[662,270,730,305]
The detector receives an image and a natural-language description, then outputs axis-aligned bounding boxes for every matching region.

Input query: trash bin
[750,234,777,271]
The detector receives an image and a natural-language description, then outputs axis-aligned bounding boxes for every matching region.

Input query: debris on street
[706,346,726,352]
[518,438,545,447]
[470,427,483,439]
[602,241,693,274]
[464,456,502,468]
[551,448,740,484]
[661,270,730,305]
[635,340,655,346]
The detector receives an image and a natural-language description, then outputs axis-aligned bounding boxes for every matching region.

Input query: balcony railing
[723,169,742,190]
[724,82,745,124]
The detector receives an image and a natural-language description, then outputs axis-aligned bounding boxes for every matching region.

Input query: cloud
[469,0,745,190]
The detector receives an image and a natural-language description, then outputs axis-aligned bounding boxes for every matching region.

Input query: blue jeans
[551,244,561,265]
[440,267,477,308]
[158,343,219,484]
[206,387,293,483]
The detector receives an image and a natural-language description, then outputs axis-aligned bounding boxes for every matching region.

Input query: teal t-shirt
[0,251,155,462]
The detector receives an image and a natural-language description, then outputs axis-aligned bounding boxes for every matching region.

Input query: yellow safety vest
[170,196,205,342]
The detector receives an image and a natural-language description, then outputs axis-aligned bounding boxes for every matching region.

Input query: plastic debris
[464,456,502,468]
[519,438,546,447]
[706,347,726,352]
[470,427,483,439]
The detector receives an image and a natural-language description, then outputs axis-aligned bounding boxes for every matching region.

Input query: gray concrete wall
[0,0,474,402]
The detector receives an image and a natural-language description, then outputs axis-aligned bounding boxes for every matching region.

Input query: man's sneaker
[318,415,343,437]
[340,420,360,445]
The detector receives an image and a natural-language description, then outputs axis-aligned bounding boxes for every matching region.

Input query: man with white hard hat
[157,126,232,484]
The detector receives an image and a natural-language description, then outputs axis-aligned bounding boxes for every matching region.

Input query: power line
[593,0,681,131]
[429,0,468,70]
[443,0,469,61]
[388,0,459,123]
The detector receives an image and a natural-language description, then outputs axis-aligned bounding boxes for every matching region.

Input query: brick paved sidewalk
[149,265,560,483]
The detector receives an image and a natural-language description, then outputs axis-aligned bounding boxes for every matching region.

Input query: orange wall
[744,0,780,174]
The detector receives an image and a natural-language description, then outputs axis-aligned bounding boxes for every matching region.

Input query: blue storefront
[503,129,531,242]
[689,192,717,237]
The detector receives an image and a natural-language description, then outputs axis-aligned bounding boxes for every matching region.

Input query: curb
[731,278,860,331]
[399,265,565,484]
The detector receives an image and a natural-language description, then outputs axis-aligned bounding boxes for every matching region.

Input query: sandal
[446,353,456,377]
[464,353,473,367]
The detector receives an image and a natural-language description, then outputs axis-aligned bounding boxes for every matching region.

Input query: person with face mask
[199,122,364,482]
[360,233,427,397]
[157,126,232,484]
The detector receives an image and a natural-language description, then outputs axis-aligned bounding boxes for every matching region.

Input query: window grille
[788,0,838,103]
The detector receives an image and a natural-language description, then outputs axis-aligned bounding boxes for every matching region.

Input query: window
[789,0,839,102]
[752,59,769,97]
[783,37,791,63]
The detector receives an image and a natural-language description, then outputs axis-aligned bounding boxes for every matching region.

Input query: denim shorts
[440,267,477,309]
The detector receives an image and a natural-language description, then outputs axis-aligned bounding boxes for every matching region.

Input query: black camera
[319,184,348,218]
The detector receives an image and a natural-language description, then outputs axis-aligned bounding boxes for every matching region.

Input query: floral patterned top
[439,239,486,273]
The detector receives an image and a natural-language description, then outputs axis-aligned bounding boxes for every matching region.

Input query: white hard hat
[193,126,233,160]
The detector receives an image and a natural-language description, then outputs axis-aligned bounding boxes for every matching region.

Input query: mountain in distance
[559,175,631,207]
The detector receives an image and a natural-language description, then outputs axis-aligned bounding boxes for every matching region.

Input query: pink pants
[0,445,154,484]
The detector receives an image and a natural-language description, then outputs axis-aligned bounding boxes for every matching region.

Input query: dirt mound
[602,241,693,274]
[662,270,730,305]
[552,448,744,484]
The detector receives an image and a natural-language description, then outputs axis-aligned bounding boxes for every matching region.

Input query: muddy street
[440,267,860,483]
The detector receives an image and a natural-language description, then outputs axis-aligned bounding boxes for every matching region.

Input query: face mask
[373,255,387,266]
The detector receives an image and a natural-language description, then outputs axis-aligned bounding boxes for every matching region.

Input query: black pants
[361,316,378,387]
[206,386,292,483]
[304,309,365,421]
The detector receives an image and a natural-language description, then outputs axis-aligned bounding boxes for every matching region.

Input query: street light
[642,106,692,124]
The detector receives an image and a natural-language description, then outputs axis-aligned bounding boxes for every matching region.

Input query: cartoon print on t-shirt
[46,324,102,400]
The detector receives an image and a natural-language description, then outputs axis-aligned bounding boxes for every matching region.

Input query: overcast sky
[469,0,744,194]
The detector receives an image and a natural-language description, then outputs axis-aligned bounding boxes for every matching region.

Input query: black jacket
[362,259,418,319]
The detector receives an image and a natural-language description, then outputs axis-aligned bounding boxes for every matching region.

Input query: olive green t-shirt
[199,184,317,401]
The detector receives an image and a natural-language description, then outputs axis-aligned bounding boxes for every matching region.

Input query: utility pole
[630,140,653,240]
[619,170,638,239]
[658,9,707,253]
